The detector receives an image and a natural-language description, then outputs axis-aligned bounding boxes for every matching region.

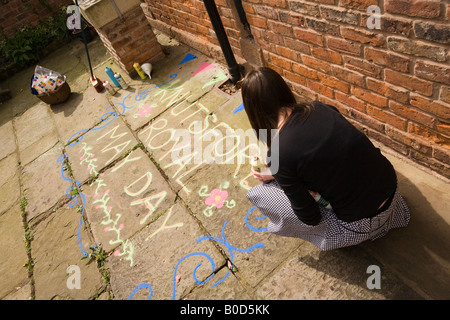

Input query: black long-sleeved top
[267,102,397,225]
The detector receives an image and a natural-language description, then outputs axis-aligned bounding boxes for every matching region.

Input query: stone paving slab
[14,102,57,154]
[65,116,138,184]
[184,267,253,300]
[21,143,65,221]
[0,173,20,217]
[107,201,226,300]
[31,204,105,300]
[81,148,177,253]
[0,205,29,299]
[50,85,114,146]
[255,242,423,300]
[0,153,20,216]
[0,121,16,161]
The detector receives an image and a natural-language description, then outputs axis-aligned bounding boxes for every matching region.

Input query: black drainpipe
[233,0,253,39]
[203,0,242,84]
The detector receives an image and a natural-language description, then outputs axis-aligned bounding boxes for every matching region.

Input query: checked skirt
[247,180,410,251]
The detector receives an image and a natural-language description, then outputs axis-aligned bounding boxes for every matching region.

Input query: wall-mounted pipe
[203,0,242,84]
[233,0,253,39]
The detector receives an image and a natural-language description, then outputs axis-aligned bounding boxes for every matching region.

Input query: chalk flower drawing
[199,182,235,217]
[138,104,152,118]
[205,189,228,208]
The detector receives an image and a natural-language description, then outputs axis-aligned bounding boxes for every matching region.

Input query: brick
[268,20,294,37]
[343,56,382,79]
[411,150,450,180]
[386,112,408,131]
[293,28,324,46]
[326,37,361,56]
[379,16,413,37]
[254,5,278,19]
[366,78,409,104]
[259,29,285,45]
[292,64,319,80]
[290,82,318,102]
[335,91,366,112]
[414,22,450,44]
[415,60,450,85]
[433,146,450,165]
[367,105,407,131]
[352,87,388,108]
[389,101,436,128]
[385,126,432,155]
[441,86,450,104]
[276,45,301,61]
[311,0,335,4]
[318,73,350,93]
[266,62,284,75]
[348,108,385,132]
[262,0,288,8]
[303,55,331,73]
[364,48,409,73]
[284,38,311,55]
[311,46,342,64]
[246,14,268,28]
[320,6,360,25]
[289,1,320,17]
[340,27,385,46]
[308,80,335,98]
[305,18,340,36]
[385,69,434,97]
[365,127,410,156]
[410,94,450,120]
[385,0,441,19]
[269,53,292,71]
[279,10,306,26]
[242,2,255,14]
[283,70,307,86]
[387,37,447,62]
[331,65,365,87]
[338,0,379,11]
[436,120,450,136]
[408,123,450,148]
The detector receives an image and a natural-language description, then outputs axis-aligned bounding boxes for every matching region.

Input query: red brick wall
[143,0,245,61]
[0,0,73,38]
[144,0,450,179]
[96,5,165,75]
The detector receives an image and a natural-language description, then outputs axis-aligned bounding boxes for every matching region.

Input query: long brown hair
[241,67,312,147]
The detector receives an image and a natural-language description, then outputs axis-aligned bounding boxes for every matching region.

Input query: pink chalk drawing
[199,182,236,217]
[138,105,152,118]
[192,61,215,77]
[205,188,228,209]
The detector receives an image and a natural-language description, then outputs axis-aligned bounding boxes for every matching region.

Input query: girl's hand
[251,167,274,184]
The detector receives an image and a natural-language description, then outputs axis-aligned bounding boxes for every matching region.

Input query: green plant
[82,244,111,284]
[1,28,36,67]
[0,5,71,68]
